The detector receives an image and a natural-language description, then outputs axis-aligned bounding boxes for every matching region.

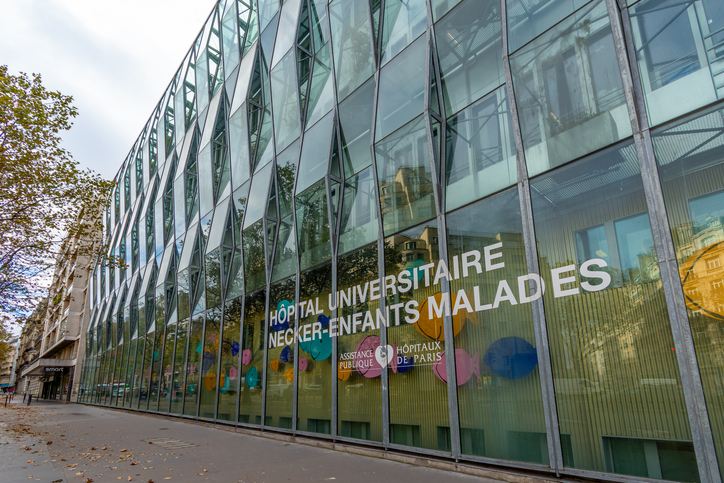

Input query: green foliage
[0,65,113,325]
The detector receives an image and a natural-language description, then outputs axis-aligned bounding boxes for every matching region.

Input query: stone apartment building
[0,338,19,393]
[19,207,100,401]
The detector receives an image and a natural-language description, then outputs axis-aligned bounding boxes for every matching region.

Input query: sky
[0,0,219,181]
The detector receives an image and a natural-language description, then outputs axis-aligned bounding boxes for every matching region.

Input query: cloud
[0,0,218,179]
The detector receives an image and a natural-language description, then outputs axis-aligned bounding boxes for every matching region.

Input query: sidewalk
[0,399,525,483]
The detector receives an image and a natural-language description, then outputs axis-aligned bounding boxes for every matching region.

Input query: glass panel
[380,0,427,65]
[243,161,273,229]
[305,42,336,129]
[384,221,449,450]
[217,298,242,421]
[170,318,188,414]
[446,188,549,461]
[199,308,221,418]
[296,180,332,271]
[510,0,631,177]
[271,0,302,68]
[138,330,158,411]
[339,166,379,255]
[530,141,698,479]
[309,0,330,53]
[296,111,334,194]
[243,220,267,292]
[266,277,296,428]
[183,314,204,416]
[507,0,591,53]
[273,142,300,282]
[198,144,215,218]
[375,116,436,235]
[297,263,333,434]
[271,50,302,153]
[653,106,724,479]
[445,85,517,212]
[339,78,375,177]
[376,36,426,141]
[629,0,721,126]
[258,0,280,33]
[222,4,241,78]
[239,289,266,424]
[435,0,504,116]
[330,0,375,101]
[159,321,177,413]
[337,245,383,442]
[430,0,462,22]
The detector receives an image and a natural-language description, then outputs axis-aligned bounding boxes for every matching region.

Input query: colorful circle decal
[483,337,537,380]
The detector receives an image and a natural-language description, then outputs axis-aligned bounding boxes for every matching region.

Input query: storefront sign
[44,367,65,373]
[268,242,611,348]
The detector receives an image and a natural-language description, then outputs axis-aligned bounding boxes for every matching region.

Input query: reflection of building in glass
[65,0,724,481]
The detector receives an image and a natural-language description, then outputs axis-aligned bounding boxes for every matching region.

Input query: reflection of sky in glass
[689,190,724,235]
[575,225,609,265]
[615,214,654,272]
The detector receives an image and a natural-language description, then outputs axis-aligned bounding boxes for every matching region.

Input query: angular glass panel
[266,277,296,428]
[297,263,333,434]
[384,221,450,451]
[177,268,190,321]
[507,0,590,54]
[375,116,436,235]
[271,0,302,68]
[229,105,251,189]
[296,180,332,271]
[272,217,296,282]
[376,36,426,141]
[339,78,375,177]
[435,0,504,117]
[199,308,221,418]
[169,318,188,414]
[183,314,204,416]
[222,4,241,78]
[277,140,299,220]
[217,298,241,421]
[510,0,631,177]
[230,43,257,115]
[430,0,462,22]
[208,14,225,98]
[330,0,375,101]
[530,142,697,479]
[158,320,177,413]
[197,144,215,218]
[206,249,222,309]
[270,50,302,153]
[653,106,724,478]
[296,111,334,194]
[239,289,266,424]
[339,166,379,255]
[196,49,211,115]
[244,159,273,229]
[629,0,722,126]
[305,42,335,129]
[446,188,549,461]
[336,245,382,442]
[309,0,330,54]
[380,0,427,65]
[243,220,267,292]
[445,86,516,212]
[258,0,280,33]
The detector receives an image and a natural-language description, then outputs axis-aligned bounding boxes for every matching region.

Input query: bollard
[27,394,32,406]
[23,393,26,403]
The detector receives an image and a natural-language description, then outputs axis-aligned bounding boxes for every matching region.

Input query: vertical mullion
[607,1,722,481]
[500,0,563,473]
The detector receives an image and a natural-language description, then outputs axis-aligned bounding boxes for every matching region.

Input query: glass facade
[79,0,724,482]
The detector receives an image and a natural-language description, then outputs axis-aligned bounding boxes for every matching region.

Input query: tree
[0,65,113,327]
